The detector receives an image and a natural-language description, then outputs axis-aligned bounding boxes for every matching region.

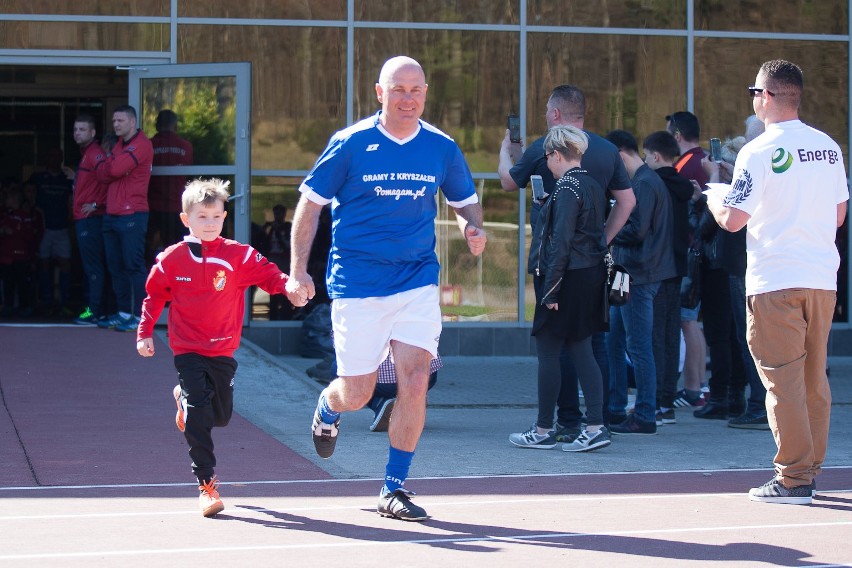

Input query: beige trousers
[746,288,835,488]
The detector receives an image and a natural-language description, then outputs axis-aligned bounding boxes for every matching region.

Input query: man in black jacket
[642,131,695,425]
[605,130,677,435]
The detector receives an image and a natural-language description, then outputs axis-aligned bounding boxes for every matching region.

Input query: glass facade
[1,0,850,325]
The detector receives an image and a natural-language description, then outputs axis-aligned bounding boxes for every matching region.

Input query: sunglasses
[748,86,775,98]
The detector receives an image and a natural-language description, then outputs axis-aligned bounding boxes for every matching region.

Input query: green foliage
[142,79,235,164]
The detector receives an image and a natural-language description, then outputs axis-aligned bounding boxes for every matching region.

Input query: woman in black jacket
[509,125,610,452]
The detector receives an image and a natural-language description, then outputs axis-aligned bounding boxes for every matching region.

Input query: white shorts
[332,285,441,377]
[38,228,72,260]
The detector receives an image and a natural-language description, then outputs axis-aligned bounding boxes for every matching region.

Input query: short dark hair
[761,59,804,90]
[665,111,700,141]
[549,85,586,117]
[155,109,178,132]
[605,129,639,154]
[74,114,97,129]
[643,131,680,161]
[113,104,137,121]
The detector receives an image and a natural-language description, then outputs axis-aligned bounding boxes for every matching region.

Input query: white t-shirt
[725,120,848,295]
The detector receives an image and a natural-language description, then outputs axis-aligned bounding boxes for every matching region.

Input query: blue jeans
[103,213,148,316]
[75,216,106,316]
[729,274,766,413]
[608,280,660,423]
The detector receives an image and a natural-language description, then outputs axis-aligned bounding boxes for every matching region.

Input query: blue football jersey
[300,112,477,299]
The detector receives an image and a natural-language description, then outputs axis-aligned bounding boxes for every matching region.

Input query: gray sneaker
[748,478,812,504]
[509,425,557,449]
[377,487,429,521]
[562,427,611,452]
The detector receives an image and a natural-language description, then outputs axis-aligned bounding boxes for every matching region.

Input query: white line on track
[1,489,850,522]
[1,465,850,492]
[1,520,851,561]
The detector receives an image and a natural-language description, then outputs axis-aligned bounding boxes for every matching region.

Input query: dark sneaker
[114,314,140,332]
[608,413,628,427]
[655,408,676,426]
[554,423,582,443]
[311,404,340,459]
[562,427,611,452]
[748,478,812,505]
[370,398,395,432]
[693,401,729,420]
[809,480,817,497]
[672,388,705,408]
[509,425,557,449]
[728,411,770,430]
[97,313,123,329]
[377,487,429,521]
[74,307,97,326]
[610,414,657,435]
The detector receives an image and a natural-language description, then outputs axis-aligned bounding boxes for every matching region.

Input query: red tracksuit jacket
[137,235,289,357]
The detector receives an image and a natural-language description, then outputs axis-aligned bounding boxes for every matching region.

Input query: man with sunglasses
[705,59,848,505]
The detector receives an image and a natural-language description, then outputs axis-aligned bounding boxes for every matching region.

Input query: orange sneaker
[173,385,186,432]
[198,477,224,517]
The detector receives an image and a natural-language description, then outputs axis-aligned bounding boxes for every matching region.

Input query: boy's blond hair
[181,178,230,213]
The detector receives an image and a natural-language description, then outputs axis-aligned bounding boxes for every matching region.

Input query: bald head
[378,56,425,89]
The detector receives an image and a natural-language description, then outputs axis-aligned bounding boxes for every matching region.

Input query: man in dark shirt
[29,147,73,316]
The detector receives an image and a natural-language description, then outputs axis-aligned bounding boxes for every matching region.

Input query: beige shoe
[198,476,224,517]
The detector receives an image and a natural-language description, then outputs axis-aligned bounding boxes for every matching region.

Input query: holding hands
[285,272,315,307]
[464,224,487,256]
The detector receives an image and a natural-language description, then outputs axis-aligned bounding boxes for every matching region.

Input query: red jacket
[97,129,153,215]
[73,141,108,220]
[137,236,290,357]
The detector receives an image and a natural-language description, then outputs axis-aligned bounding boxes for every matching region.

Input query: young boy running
[135,178,300,517]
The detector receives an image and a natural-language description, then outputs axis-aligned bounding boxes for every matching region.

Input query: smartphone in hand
[508,114,521,143]
[531,174,548,202]
[709,137,722,162]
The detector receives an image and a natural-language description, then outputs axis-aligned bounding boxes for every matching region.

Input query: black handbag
[680,246,703,309]
[606,253,631,306]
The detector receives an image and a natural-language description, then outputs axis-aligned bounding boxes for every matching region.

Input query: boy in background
[135,178,301,517]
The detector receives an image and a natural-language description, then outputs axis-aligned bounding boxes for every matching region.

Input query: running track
[1,326,851,567]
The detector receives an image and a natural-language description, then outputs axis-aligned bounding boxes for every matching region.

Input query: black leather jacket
[610,164,677,285]
[532,168,607,305]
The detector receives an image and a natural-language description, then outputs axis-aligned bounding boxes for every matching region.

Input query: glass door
[129,62,252,322]
[128,62,251,244]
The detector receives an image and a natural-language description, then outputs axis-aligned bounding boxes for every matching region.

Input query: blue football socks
[383,445,414,493]
[318,392,340,424]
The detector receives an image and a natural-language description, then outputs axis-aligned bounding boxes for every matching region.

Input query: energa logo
[772,147,794,173]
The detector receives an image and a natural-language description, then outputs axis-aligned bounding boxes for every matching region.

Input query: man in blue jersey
[288,55,487,522]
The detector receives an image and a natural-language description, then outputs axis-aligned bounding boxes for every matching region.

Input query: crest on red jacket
[213,270,227,291]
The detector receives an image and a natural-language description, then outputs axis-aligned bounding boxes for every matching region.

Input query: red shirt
[73,141,108,220]
[96,129,153,216]
[149,131,194,212]
[137,236,290,358]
